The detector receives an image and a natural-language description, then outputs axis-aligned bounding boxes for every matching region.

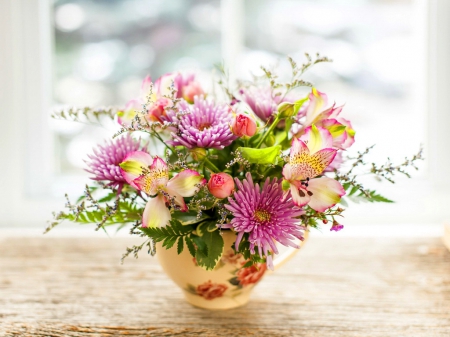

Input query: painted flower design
[221,249,243,265]
[283,125,345,212]
[196,280,228,300]
[236,263,267,287]
[171,97,237,149]
[119,151,206,227]
[224,173,305,270]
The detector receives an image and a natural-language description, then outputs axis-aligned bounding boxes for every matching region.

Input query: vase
[156,229,308,310]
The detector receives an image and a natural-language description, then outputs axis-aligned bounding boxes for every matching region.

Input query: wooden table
[1,235,450,336]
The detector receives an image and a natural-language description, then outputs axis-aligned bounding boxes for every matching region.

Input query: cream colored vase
[156,230,308,310]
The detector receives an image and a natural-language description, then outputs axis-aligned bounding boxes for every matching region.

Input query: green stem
[256,115,281,148]
[204,157,220,173]
[152,132,173,153]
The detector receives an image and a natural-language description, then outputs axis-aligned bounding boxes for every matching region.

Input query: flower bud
[330,221,344,232]
[182,81,204,104]
[207,173,235,199]
[231,113,257,137]
[277,102,295,118]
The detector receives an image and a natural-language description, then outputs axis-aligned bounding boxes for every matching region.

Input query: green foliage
[141,219,224,271]
[347,190,394,204]
[233,233,266,266]
[140,220,194,250]
[342,182,394,204]
[193,228,224,271]
[237,145,281,164]
[56,200,141,225]
[171,210,211,226]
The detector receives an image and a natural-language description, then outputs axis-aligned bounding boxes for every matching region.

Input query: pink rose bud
[231,113,257,137]
[207,173,235,199]
[183,81,204,104]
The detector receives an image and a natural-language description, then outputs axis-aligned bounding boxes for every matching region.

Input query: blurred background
[1,0,449,233]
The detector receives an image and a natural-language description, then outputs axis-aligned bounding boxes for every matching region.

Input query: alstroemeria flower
[119,151,206,227]
[283,125,345,212]
[296,88,355,149]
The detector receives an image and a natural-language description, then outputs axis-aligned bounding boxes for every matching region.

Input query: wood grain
[1,235,450,336]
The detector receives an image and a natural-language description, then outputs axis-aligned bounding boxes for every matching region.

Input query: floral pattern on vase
[184,249,267,301]
[189,280,229,300]
[232,263,267,287]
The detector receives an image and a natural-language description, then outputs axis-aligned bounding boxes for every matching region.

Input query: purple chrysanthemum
[224,173,305,270]
[170,97,237,149]
[85,134,147,191]
[240,87,292,123]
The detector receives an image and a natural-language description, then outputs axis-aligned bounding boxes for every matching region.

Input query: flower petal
[282,163,294,181]
[313,103,344,123]
[306,177,345,212]
[166,169,206,197]
[288,138,337,180]
[317,118,348,149]
[155,73,177,97]
[164,186,188,212]
[133,157,169,195]
[304,88,328,127]
[289,184,310,207]
[142,194,171,228]
[139,75,157,103]
[300,124,333,154]
[117,99,140,127]
[338,117,356,149]
[119,151,153,189]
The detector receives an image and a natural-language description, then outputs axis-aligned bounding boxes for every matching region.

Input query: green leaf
[177,237,184,254]
[237,145,281,164]
[339,197,349,207]
[191,234,207,255]
[274,130,287,146]
[194,228,224,271]
[163,236,177,249]
[207,221,219,232]
[98,193,117,203]
[185,283,197,295]
[242,260,254,268]
[196,221,208,237]
[185,236,196,258]
[348,190,394,204]
[140,220,194,243]
[228,276,240,286]
[349,185,360,196]
[367,191,394,203]
[172,210,211,226]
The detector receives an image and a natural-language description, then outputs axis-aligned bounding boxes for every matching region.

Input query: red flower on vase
[196,280,228,300]
[236,263,267,287]
[221,249,243,265]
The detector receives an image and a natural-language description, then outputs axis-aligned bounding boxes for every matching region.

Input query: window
[1,0,448,227]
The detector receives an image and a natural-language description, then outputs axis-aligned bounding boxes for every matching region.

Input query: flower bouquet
[48,55,422,309]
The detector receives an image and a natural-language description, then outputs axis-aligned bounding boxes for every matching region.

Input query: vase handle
[273,230,309,270]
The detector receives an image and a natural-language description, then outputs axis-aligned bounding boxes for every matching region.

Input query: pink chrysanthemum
[240,87,292,123]
[171,97,237,149]
[224,173,305,270]
[85,134,147,191]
